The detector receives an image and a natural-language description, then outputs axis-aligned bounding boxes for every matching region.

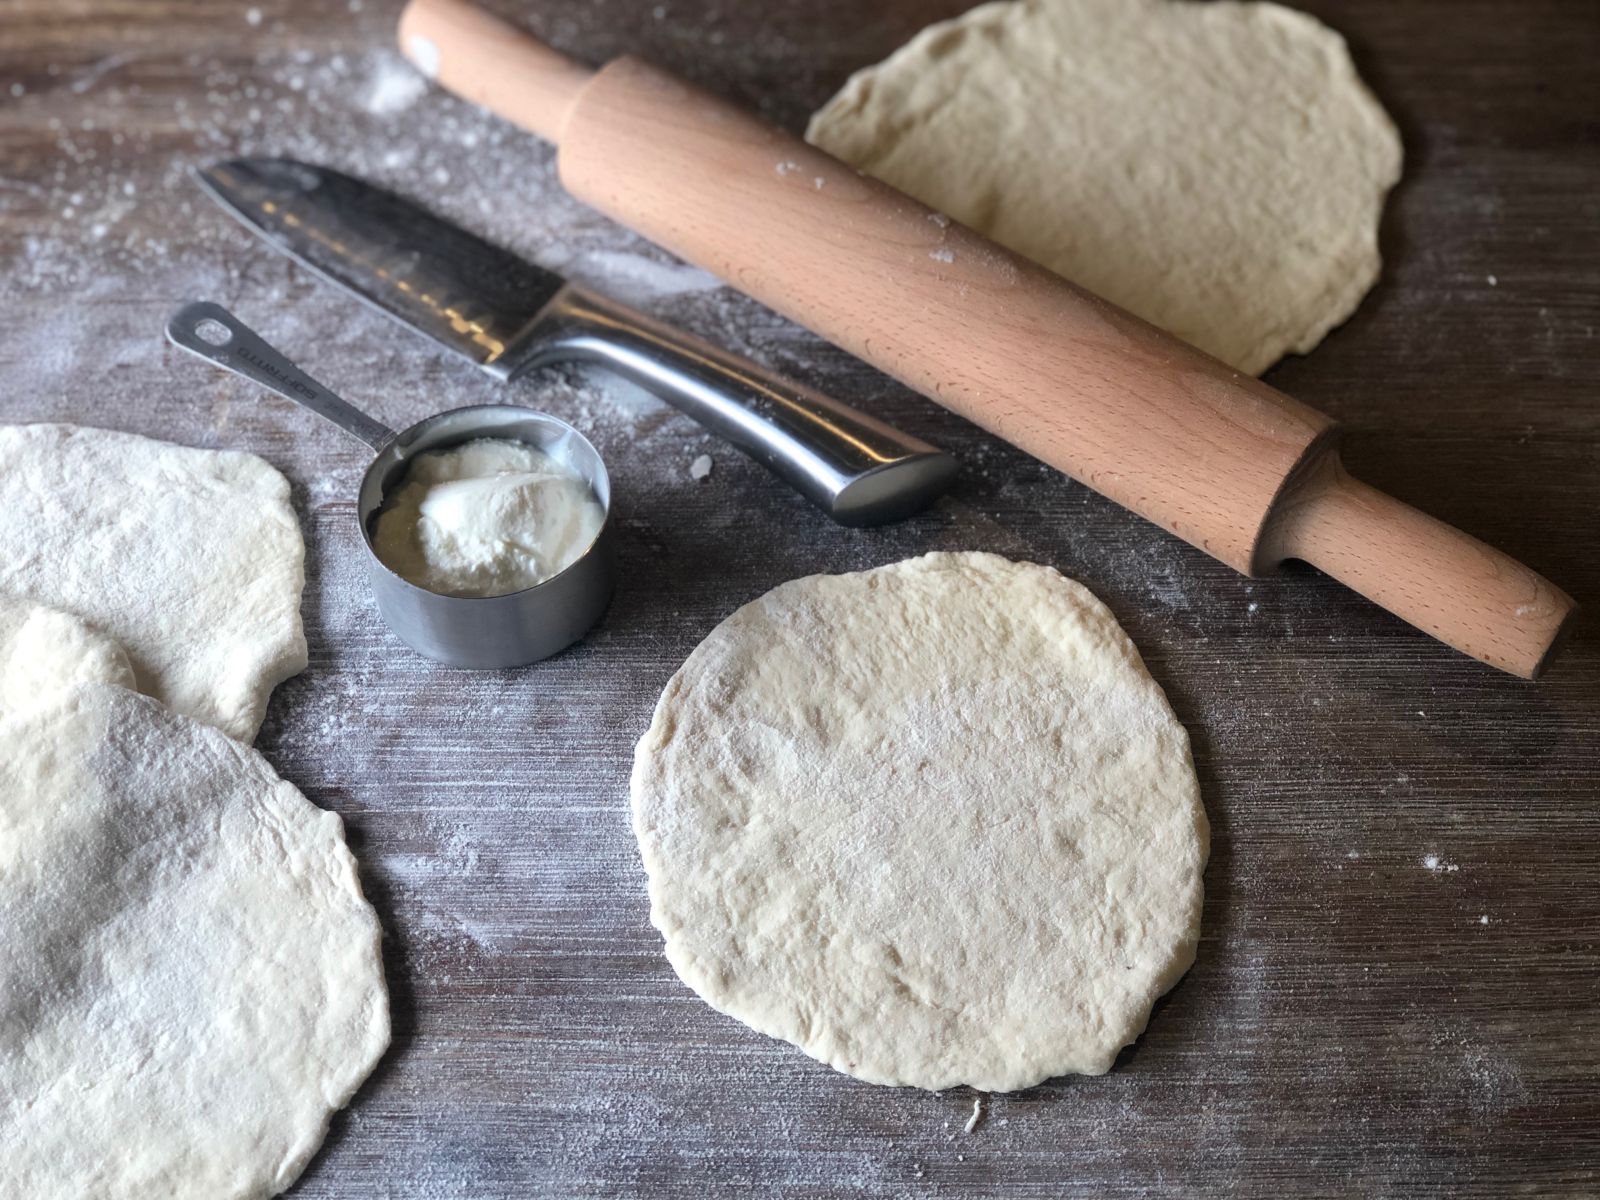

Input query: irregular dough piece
[0,684,390,1200]
[0,595,136,719]
[0,424,308,741]
[808,0,1403,375]
[632,552,1208,1091]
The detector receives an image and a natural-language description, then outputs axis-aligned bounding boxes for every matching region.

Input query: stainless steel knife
[194,157,956,526]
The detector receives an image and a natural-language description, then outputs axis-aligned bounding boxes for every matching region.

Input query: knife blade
[197,158,563,370]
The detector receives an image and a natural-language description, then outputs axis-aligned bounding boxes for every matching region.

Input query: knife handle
[504,284,957,526]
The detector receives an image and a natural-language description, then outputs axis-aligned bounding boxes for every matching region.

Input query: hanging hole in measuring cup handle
[166,300,245,360]
[193,318,232,346]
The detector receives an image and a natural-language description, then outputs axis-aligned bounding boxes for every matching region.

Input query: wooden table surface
[4,0,1598,1195]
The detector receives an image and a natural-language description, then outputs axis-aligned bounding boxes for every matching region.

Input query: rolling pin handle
[398,0,593,143]
[1263,455,1577,679]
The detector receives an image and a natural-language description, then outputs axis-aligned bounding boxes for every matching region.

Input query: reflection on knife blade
[196,158,565,367]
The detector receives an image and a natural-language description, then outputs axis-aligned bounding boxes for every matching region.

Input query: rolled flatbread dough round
[0,424,308,741]
[0,684,390,1200]
[0,596,135,719]
[807,0,1403,375]
[631,552,1207,1091]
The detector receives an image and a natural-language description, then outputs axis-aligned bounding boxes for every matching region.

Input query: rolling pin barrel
[1263,458,1575,678]
[397,0,1576,678]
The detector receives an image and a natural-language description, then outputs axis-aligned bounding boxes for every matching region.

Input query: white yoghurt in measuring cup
[372,437,606,598]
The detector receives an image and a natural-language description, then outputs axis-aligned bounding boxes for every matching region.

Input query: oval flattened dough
[631,552,1207,1091]
[0,685,389,1200]
[808,0,1403,375]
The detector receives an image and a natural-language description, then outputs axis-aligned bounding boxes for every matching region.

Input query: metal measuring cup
[167,301,615,669]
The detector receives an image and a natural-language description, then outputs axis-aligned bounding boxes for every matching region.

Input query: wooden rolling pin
[397,0,1576,678]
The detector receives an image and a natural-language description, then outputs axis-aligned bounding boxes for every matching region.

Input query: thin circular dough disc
[631,552,1207,1091]
[0,685,390,1199]
[807,0,1403,375]
[0,423,308,742]
[0,595,136,720]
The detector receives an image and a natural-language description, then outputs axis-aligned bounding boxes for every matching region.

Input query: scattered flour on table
[377,816,508,958]
[361,53,428,115]
[1421,854,1459,873]
[1423,1022,1527,1120]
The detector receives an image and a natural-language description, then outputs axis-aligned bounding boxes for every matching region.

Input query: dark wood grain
[2,1,1597,1196]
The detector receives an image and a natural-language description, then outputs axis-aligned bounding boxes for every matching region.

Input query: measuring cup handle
[166,301,396,451]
